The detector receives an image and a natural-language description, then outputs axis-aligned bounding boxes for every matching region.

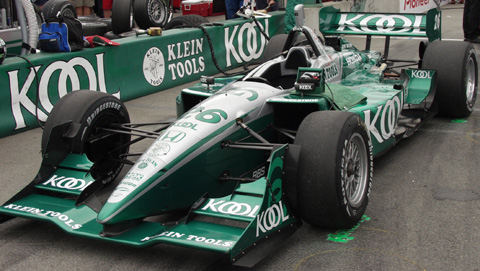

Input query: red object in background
[182,2,210,17]
[173,0,182,9]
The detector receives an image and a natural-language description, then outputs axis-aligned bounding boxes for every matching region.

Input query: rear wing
[319,6,441,42]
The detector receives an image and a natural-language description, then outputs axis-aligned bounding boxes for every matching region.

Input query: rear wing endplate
[319,6,441,42]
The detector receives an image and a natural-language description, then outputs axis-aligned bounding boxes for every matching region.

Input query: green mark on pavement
[451,119,467,123]
[327,215,371,243]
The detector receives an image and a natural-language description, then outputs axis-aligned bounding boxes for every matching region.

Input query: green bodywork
[0,5,440,266]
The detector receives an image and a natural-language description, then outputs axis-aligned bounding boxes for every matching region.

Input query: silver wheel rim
[466,56,477,106]
[149,0,166,24]
[342,133,368,208]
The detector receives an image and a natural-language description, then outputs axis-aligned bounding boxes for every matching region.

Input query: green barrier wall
[0,12,285,138]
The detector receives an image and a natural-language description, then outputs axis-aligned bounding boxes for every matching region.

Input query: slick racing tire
[103,30,137,40]
[261,34,288,62]
[42,90,130,181]
[295,111,373,229]
[421,41,478,118]
[42,0,77,19]
[112,0,133,34]
[82,21,109,36]
[134,0,169,29]
[163,15,208,30]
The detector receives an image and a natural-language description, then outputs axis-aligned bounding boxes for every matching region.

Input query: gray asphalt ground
[1,4,479,271]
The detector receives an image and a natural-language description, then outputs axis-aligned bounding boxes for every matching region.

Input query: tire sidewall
[42,0,77,20]
[134,0,169,29]
[335,116,373,224]
[42,90,129,155]
[148,0,168,26]
[422,41,478,118]
[462,47,477,113]
[295,111,373,228]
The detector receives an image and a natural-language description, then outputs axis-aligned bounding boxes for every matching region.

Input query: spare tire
[163,15,208,30]
[112,0,133,34]
[42,0,77,19]
[134,0,169,29]
[82,22,109,36]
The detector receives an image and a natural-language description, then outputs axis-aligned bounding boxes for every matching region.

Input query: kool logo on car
[337,14,425,35]
[42,175,93,191]
[256,201,289,237]
[201,199,260,218]
[363,93,403,144]
[411,70,432,79]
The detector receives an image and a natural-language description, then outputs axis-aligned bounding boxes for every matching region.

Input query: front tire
[42,90,130,181]
[295,111,373,228]
[421,41,478,118]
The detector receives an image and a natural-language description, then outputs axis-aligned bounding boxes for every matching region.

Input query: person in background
[256,0,278,11]
[225,0,244,19]
[71,0,94,15]
[103,0,112,18]
[463,0,480,43]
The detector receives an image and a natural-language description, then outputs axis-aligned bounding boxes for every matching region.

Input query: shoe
[465,37,480,43]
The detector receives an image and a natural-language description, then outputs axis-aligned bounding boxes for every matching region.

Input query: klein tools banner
[0,13,285,138]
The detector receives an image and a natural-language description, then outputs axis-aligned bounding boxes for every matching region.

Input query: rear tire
[295,111,373,228]
[421,41,478,118]
[42,90,130,181]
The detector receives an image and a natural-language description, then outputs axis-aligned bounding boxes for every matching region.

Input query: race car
[0,4,477,267]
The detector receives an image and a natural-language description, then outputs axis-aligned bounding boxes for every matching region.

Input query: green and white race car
[0,4,476,267]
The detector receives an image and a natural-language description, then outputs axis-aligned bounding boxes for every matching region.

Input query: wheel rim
[342,133,368,208]
[149,0,167,24]
[465,56,477,105]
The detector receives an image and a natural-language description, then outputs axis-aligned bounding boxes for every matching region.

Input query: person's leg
[84,0,94,15]
[463,0,480,41]
[225,0,238,19]
[103,0,112,18]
